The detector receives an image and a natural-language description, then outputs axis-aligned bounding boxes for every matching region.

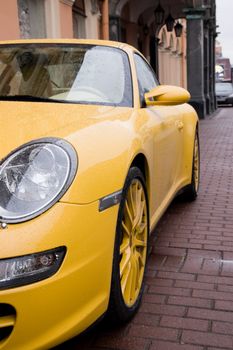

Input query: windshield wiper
[0,95,65,103]
[0,95,118,106]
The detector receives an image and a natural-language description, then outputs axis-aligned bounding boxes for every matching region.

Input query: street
[55,107,233,350]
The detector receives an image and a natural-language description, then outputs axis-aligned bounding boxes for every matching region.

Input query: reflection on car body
[0,39,199,350]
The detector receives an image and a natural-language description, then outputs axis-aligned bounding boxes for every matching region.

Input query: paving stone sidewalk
[57,107,233,350]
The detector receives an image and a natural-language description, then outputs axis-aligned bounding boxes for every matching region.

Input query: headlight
[0,246,66,289]
[0,138,77,223]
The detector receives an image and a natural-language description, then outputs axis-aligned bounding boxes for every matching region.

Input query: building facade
[109,0,217,118]
[0,0,217,118]
[0,0,109,41]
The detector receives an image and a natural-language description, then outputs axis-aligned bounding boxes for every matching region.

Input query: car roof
[0,38,137,53]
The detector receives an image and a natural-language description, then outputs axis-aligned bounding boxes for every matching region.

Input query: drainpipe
[181,23,186,88]
[102,0,109,40]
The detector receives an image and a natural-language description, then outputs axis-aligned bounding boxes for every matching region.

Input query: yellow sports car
[0,39,199,350]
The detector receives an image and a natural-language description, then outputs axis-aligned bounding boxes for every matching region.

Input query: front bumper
[226,97,233,104]
[0,201,118,350]
[217,96,233,105]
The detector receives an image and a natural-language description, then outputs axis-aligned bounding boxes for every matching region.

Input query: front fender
[61,118,143,204]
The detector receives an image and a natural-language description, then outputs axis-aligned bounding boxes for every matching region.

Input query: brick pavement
[56,107,233,350]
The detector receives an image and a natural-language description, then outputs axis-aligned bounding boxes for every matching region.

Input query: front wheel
[108,167,149,323]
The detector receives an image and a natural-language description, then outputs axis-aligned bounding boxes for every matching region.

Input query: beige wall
[0,0,104,42]
[0,1,20,40]
[45,0,74,38]
[0,0,104,41]
[158,20,187,88]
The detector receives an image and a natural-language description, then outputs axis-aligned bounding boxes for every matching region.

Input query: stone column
[204,22,210,115]
[45,0,61,38]
[184,7,206,118]
[85,0,101,39]
[163,48,172,84]
[209,1,217,112]
[209,27,217,111]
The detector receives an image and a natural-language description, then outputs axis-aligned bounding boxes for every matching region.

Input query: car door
[133,53,184,220]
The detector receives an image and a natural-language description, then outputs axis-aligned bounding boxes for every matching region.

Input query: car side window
[134,53,159,106]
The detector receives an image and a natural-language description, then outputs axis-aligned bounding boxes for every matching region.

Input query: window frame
[133,52,159,107]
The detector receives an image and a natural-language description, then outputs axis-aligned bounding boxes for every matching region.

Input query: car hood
[216,91,232,97]
[0,101,131,157]
[0,101,134,204]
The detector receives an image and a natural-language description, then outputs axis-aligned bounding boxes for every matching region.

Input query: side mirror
[144,85,190,106]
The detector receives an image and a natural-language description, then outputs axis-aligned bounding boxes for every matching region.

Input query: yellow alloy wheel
[108,167,148,322]
[120,178,148,307]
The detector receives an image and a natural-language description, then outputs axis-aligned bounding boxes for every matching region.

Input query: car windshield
[0,44,133,107]
[216,82,233,93]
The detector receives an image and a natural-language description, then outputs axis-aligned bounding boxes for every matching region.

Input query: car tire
[182,131,200,201]
[107,166,149,323]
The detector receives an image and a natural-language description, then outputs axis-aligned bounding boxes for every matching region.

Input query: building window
[73,0,86,38]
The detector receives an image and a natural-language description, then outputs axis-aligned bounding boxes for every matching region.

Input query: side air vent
[0,304,16,342]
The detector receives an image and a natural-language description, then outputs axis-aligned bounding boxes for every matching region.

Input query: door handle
[175,120,184,131]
